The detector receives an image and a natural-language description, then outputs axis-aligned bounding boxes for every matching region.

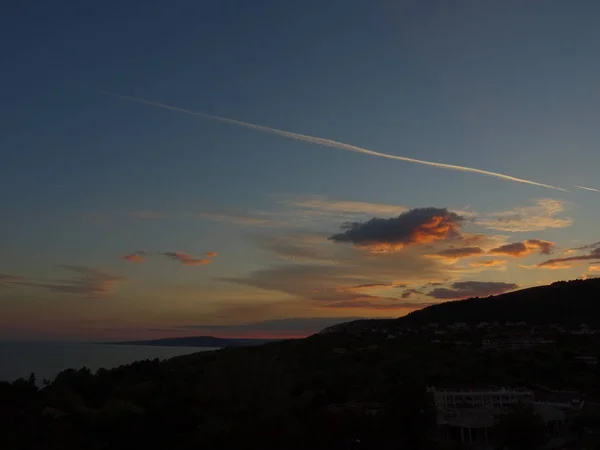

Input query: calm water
[0,341,217,383]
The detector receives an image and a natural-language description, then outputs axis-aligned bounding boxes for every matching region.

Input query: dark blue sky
[1,1,599,339]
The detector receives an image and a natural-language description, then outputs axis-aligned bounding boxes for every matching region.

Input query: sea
[0,341,217,383]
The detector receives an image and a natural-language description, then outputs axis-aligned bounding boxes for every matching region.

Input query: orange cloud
[469,259,507,268]
[205,251,218,258]
[163,252,212,266]
[121,252,146,263]
[536,261,574,270]
[431,246,484,260]
[489,239,555,257]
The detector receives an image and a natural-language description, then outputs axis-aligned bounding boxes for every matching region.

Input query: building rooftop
[429,385,532,393]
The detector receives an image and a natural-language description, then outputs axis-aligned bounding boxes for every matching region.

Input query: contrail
[93,90,567,192]
[574,185,599,192]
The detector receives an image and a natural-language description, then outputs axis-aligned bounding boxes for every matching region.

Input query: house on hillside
[481,331,555,350]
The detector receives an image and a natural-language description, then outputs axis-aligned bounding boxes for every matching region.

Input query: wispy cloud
[128,210,167,219]
[334,282,406,293]
[176,317,368,338]
[477,199,572,232]
[121,251,146,263]
[574,185,599,192]
[282,195,407,217]
[120,250,217,266]
[193,196,408,230]
[192,211,276,226]
[323,300,437,310]
[162,251,212,266]
[95,91,567,191]
[572,241,600,251]
[0,274,24,288]
[537,248,600,269]
[469,259,507,269]
[6,266,126,298]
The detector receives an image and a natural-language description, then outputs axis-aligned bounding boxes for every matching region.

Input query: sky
[1,0,600,341]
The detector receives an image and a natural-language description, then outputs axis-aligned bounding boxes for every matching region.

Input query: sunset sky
[2,1,600,340]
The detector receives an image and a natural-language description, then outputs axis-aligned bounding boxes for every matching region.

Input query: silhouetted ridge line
[398,278,600,327]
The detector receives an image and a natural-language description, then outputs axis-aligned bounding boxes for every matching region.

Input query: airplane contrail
[574,185,599,192]
[93,90,567,192]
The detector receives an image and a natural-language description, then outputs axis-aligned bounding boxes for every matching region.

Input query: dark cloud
[573,241,600,251]
[489,242,528,256]
[401,288,423,299]
[489,239,554,257]
[525,239,555,255]
[538,248,600,269]
[428,281,519,300]
[323,300,437,310]
[328,207,464,252]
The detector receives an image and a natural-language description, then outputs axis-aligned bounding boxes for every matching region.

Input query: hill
[109,335,277,348]
[318,278,600,334]
[397,277,600,327]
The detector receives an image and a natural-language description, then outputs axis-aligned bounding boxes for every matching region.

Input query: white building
[428,386,534,409]
[428,386,568,446]
[481,334,555,350]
